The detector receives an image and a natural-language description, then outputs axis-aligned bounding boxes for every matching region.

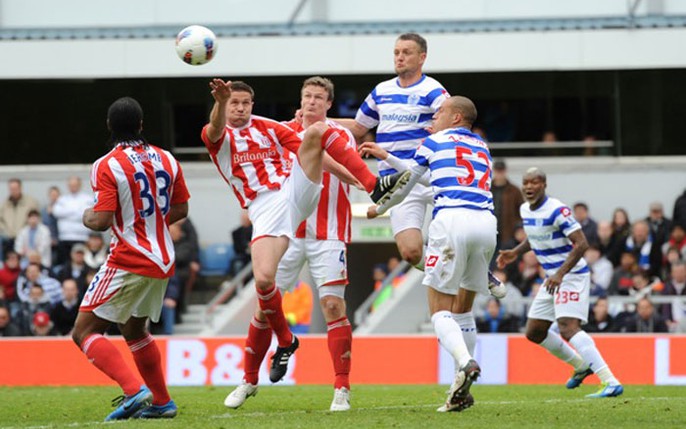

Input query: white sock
[539,330,586,371]
[569,331,619,385]
[432,311,471,367]
[452,312,477,356]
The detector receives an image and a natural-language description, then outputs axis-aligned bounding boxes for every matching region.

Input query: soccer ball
[175,25,217,66]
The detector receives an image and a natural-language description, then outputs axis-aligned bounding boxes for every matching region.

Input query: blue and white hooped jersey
[520,197,589,277]
[355,75,449,176]
[411,127,494,217]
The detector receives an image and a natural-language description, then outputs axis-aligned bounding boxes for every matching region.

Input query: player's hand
[496,249,517,268]
[294,109,303,124]
[209,78,232,103]
[190,261,201,273]
[543,273,563,294]
[367,205,379,219]
[358,141,388,160]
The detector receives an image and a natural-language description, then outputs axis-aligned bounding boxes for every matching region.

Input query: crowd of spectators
[0,177,201,337]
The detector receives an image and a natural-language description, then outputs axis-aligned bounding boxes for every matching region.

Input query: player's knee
[304,122,326,141]
[71,330,83,347]
[557,321,581,342]
[253,273,276,291]
[320,295,345,319]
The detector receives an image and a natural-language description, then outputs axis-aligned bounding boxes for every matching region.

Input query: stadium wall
[1,335,685,386]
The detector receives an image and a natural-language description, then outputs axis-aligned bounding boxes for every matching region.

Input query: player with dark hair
[72,96,191,420]
[497,167,623,398]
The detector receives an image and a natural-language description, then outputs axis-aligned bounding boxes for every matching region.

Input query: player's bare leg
[556,317,623,396]
[119,317,176,418]
[225,308,268,408]
[320,292,352,411]
[298,122,326,184]
[72,312,151,420]
[428,288,480,412]
[251,236,298,382]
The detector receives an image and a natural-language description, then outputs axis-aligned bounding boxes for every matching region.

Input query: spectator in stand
[616,297,668,333]
[624,220,661,277]
[608,252,638,296]
[673,189,686,229]
[612,208,631,234]
[372,263,389,291]
[30,311,57,337]
[41,186,61,264]
[573,202,599,246]
[0,178,39,259]
[516,251,541,296]
[0,251,21,302]
[663,247,683,280]
[169,218,200,314]
[500,224,526,284]
[0,305,20,337]
[372,257,406,311]
[282,280,314,334]
[52,244,89,295]
[16,284,52,335]
[659,262,686,325]
[645,202,672,250]
[585,245,614,296]
[16,263,63,306]
[583,297,615,333]
[609,207,634,268]
[230,210,252,276]
[83,232,107,270]
[152,276,182,336]
[14,209,52,268]
[476,298,520,333]
[490,159,524,251]
[50,278,80,336]
[52,176,92,265]
[25,250,52,277]
[597,221,623,266]
[663,224,686,261]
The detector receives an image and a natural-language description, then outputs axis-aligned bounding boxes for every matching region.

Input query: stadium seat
[199,243,235,277]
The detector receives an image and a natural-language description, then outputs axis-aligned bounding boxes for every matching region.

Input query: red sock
[257,285,293,347]
[321,128,377,193]
[81,334,141,396]
[127,334,170,406]
[243,316,272,385]
[327,317,352,390]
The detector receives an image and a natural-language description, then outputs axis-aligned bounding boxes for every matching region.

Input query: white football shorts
[422,208,497,296]
[527,272,591,324]
[276,238,348,291]
[249,160,322,242]
[80,265,168,324]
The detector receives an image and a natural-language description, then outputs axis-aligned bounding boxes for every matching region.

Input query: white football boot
[224,380,258,409]
[329,387,351,411]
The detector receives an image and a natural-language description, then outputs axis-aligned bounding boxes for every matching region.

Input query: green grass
[1,385,685,429]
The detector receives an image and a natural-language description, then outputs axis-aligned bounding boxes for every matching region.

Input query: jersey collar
[395,74,426,88]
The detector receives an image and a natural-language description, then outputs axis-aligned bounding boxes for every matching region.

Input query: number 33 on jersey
[90,143,190,278]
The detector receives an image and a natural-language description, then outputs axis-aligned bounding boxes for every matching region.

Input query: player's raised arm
[206,78,232,143]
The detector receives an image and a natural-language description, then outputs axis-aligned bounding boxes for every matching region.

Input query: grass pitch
[1,384,684,429]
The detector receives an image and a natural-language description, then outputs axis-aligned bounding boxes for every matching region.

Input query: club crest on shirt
[407,94,421,106]
[535,218,544,227]
[561,207,572,217]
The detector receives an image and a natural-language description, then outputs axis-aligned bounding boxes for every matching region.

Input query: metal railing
[202,262,253,326]
[354,260,411,326]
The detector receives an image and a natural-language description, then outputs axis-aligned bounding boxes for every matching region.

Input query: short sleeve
[201,124,227,156]
[355,89,380,129]
[170,161,191,205]
[92,163,118,212]
[555,205,581,236]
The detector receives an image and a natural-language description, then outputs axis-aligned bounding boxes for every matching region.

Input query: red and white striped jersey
[283,119,352,243]
[201,115,301,208]
[90,142,191,279]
